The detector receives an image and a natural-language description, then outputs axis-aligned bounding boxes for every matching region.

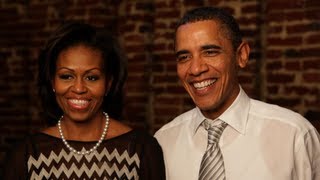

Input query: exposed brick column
[264,0,320,128]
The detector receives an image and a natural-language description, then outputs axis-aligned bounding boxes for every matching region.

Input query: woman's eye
[59,74,73,80]
[86,76,99,81]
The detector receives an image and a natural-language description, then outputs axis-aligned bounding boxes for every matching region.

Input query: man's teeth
[193,79,216,89]
[69,99,89,106]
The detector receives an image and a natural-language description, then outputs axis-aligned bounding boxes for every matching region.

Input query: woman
[3,22,165,179]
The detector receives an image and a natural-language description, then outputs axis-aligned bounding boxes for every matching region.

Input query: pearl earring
[53,89,56,92]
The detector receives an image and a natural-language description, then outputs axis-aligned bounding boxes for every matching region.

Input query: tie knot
[202,119,227,145]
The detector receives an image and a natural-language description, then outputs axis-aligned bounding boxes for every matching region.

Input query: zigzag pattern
[27,148,140,179]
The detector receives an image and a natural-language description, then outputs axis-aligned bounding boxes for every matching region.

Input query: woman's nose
[72,79,87,94]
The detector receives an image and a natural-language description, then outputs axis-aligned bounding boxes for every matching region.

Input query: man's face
[175,20,248,119]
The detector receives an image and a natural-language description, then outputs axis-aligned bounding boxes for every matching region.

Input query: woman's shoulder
[3,132,53,165]
[106,118,132,139]
[128,129,161,147]
[7,132,57,154]
[10,132,47,148]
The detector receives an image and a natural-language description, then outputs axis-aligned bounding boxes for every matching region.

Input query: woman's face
[52,44,110,122]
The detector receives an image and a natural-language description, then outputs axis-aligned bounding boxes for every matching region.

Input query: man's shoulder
[250,98,313,130]
[154,108,196,136]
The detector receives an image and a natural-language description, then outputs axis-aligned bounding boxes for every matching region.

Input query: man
[154,6,320,180]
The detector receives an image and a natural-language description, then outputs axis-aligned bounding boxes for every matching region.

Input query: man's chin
[196,103,218,111]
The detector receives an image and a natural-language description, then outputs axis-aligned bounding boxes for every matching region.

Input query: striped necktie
[199,119,228,180]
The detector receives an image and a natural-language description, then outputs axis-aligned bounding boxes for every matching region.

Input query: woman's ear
[105,77,113,96]
[236,41,250,68]
[51,80,55,92]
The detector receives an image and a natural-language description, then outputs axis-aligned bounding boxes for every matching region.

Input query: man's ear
[236,41,250,68]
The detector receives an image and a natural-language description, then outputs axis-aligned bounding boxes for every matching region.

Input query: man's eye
[203,50,218,56]
[176,54,190,62]
[59,74,73,80]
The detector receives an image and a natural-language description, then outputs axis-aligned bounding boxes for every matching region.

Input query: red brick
[155,1,181,8]
[74,0,100,5]
[266,61,282,70]
[305,34,320,44]
[154,106,181,116]
[125,44,147,53]
[285,86,310,95]
[152,63,164,73]
[119,24,136,33]
[155,96,181,105]
[284,11,306,21]
[267,85,279,94]
[306,9,320,20]
[304,0,320,7]
[156,10,180,19]
[238,75,253,84]
[305,99,320,106]
[267,73,295,83]
[152,86,166,94]
[128,63,145,72]
[241,4,260,14]
[267,37,302,46]
[124,34,144,42]
[135,2,154,11]
[130,54,147,62]
[153,53,175,62]
[303,60,320,70]
[238,16,260,25]
[167,85,186,94]
[152,43,167,51]
[267,25,283,34]
[241,29,259,37]
[285,61,301,71]
[266,0,308,11]
[266,97,301,107]
[301,48,320,57]
[266,12,285,22]
[155,22,167,29]
[266,50,283,59]
[183,0,205,6]
[287,24,307,34]
[303,73,320,83]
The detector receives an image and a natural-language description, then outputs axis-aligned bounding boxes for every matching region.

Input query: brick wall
[263,0,320,128]
[0,0,319,172]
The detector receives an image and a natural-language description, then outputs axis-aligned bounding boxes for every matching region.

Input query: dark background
[0,0,319,172]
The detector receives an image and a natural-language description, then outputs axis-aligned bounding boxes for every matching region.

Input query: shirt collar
[192,86,250,135]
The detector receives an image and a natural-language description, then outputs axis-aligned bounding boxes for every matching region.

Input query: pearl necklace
[58,112,109,155]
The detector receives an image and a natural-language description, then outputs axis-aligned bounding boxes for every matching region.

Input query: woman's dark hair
[38,21,127,125]
[175,6,243,50]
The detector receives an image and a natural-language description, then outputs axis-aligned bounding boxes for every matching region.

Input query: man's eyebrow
[175,44,221,57]
[201,44,222,50]
[175,50,189,57]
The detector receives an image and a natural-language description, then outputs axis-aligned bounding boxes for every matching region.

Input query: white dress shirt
[155,87,320,180]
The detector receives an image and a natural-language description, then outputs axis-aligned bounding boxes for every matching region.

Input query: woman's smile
[67,99,90,110]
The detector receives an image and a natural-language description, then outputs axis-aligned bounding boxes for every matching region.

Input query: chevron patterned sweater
[3,129,165,180]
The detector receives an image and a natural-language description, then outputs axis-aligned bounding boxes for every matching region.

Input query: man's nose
[189,57,209,76]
